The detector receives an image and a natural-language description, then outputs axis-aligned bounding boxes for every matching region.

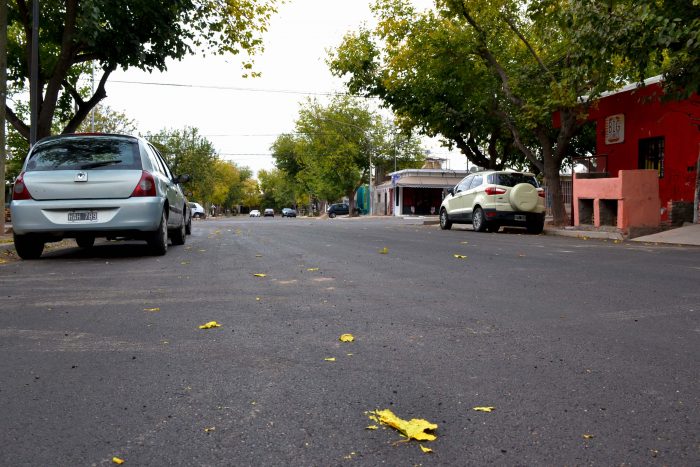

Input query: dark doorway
[638,137,665,178]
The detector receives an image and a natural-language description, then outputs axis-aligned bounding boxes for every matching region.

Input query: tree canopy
[148,127,253,211]
[5,0,280,141]
[269,96,425,214]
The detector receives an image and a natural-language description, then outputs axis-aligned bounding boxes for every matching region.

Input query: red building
[584,76,700,225]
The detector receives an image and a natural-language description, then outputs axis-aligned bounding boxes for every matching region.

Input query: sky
[102,0,467,178]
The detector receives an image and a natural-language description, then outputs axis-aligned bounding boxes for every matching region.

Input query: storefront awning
[393,175,462,189]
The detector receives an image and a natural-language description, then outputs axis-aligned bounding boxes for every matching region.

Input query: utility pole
[0,0,7,236]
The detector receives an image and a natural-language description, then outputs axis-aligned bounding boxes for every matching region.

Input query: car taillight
[484,187,506,195]
[131,171,157,197]
[12,172,33,200]
[537,188,545,198]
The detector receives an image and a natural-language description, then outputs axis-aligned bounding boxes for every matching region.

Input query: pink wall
[574,170,660,230]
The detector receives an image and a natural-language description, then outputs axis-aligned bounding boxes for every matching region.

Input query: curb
[544,228,624,241]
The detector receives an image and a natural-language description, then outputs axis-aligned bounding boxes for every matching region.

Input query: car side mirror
[176,174,191,184]
[447,187,454,196]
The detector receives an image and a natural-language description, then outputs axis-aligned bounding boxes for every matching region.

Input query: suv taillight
[12,172,33,200]
[537,188,545,198]
[484,187,506,195]
[131,171,157,197]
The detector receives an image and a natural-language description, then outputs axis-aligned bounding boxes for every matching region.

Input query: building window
[638,137,664,178]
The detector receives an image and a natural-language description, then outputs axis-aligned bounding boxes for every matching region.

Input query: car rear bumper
[11,197,164,236]
[484,209,544,226]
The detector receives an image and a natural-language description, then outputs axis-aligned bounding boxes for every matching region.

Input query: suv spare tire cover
[509,183,538,211]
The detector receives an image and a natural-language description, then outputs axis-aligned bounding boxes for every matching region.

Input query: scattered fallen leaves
[379,247,389,254]
[368,409,437,442]
[420,445,433,453]
[199,321,221,329]
[143,307,160,312]
[112,457,125,465]
[473,406,495,413]
[324,357,336,362]
[583,433,595,439]
[453,254,467,259]
[339,333,354,342]
[253,273,267,277]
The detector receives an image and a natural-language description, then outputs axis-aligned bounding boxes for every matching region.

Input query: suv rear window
[489,173,538,188]
[26,136,142,171]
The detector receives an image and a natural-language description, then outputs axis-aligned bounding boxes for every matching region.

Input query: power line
[110,79,358,97]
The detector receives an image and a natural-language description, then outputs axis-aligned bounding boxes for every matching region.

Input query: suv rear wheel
[439,209,452,230]
[472,207,488,232]
[526,217,545,234]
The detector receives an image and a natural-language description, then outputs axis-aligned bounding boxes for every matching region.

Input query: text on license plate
[68,211,98,222]
[514,214,526,222]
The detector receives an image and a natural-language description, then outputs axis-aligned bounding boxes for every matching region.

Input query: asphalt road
[1,217,698,466]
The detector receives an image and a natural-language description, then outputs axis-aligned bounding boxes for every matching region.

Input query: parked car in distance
[10,133,191,259]
[439,170,545,234]
[189,202,206,219]
[249,209,261,217]
[264,208,274,217]
[281,208,297,218]
[326,203,350,218]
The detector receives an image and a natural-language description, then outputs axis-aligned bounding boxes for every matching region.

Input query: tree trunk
[347,189,358,217]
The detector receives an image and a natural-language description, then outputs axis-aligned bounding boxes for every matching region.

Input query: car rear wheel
[14,234,44,259]
[147,211,168,256]
[328,212,336,218]
[472,207,488,232]
[76,235,95,248]
[439,209,452,230]
[171,212,186,246]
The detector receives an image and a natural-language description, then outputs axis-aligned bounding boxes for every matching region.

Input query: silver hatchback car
[11,134,191,259]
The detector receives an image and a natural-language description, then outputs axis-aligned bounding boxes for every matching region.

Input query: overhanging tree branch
[62,64,116,134]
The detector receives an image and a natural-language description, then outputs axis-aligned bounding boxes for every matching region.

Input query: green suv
[439,171,546,234]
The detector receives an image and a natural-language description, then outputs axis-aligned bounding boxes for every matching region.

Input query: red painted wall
[587,83,700,220]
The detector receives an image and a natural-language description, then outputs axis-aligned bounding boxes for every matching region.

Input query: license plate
[514,214,526,222]
[68,210,98,222]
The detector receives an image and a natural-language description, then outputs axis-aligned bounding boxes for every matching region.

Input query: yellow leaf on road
[369,409,437,442]
[143,307,160,312]
[379,247,389,254]
[473,406,495,412]
[112,457,125,465]
[324,357,336,362]
[453,254,467,259]
[199,321,221,329]
[204,427,216,433]
[307,267,319,271]
[255,254,263,257]
[253,273,267,277]
[420,445,433,453]
[339,333,354,342]
[366,425,378,430]
[583,433,595,439]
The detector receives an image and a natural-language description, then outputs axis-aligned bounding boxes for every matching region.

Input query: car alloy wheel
[472,207,487,232]
[147,211,168,255]
[439,209,452,230]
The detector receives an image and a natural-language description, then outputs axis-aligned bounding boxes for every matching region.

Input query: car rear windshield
[25,136,142,171]
[489,173,539,188]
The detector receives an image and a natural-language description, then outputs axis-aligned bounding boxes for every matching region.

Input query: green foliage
[330,1,528,171]
[147,127,253,210]
[6,0,281,140]
[269,96,425,210]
